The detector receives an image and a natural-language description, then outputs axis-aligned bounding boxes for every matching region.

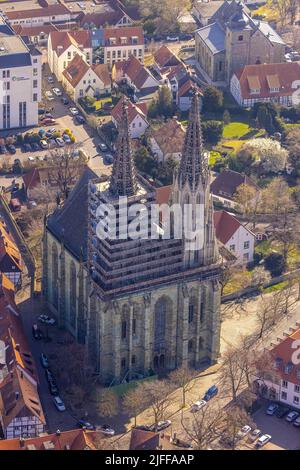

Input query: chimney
[19,437,25,448]
[15,391,19,400]
[56,429,61,436]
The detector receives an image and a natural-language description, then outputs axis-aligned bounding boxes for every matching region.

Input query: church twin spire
[178,91,209,191]
[109,98,138,197]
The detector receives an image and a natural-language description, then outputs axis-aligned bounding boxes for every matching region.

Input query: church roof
[47,166,103,261]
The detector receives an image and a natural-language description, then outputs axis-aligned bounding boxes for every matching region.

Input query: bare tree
[168,366,196,408]
[48,147,85,200]
[96,388,119,418]
[256,294,281,339]
[217,347,247,402]
[221,406,255,450]
[234,183,261,228]
[181,400,224,450]
[139,380,173,429]
[122,386,146,427]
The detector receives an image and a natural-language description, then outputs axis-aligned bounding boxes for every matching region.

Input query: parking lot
[251,404,300,450]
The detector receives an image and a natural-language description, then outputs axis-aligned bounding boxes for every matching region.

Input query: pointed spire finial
[109,96,137,197]
[178,89,208,190]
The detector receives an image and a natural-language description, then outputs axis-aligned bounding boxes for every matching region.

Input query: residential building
[253,327,300,410]
[12,24,59,46]
[48,30,92,80]
[111,95,149,139]
[112,55,159,94]
[230,62,300,108]
[195,0,285,83]
[80,0,138,29]
[192,1,225,26]
[103,26,144,66]
[5,4,76,28]
[0,275,45,439]
[178,79,202,111]
[210,169,258,208]
[0,16,42,130]
[62,54,111,102]
[0,220,22,287]
[0,429,102,450]
[43,93,222,384]
[153,45,182,70]
[150,119,186,163]
[213,210,255,263]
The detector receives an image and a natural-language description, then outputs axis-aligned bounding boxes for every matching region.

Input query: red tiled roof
[62,54,90,87]
[213,210,243,245]
[269,328,300,386]
[12,24,59,36]
[210,169,258,199]
[154,45,181,68]
[130,429,160,450]
[49,30,91,56]
[120,55,151,90]
[111,95,148,125]
[151,119,185,155]
[0,429,101,450]
[92,63,111,87]
[104,26,144,46]
[155,185,172,205]
[233,62,300,100]
[178,79,202,98]
[6,4,71,20]
[0,220,22,272]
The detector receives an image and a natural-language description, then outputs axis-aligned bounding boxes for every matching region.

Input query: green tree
[264,252,286,277]
[202,86,223,112]
[202,120,223,145]
[134,146,157,177]
[148,86,174,119]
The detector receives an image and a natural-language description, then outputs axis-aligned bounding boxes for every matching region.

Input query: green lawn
[223,121,251,139]
[209,151,221,166]
[263,281,288,293]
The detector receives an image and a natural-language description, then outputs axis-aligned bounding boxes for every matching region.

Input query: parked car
[22,143,32,152]
[40,140,48,149]
[69,107,79,116]
[61,97,69,105]
[48,139,56,148]
[28,156,35,162]
[62,134,71,144]
[0,145,7,154]
[97,424,115,436]
[98,142,108,152]
[6,144,16,154]
[53,396,66,412]
[31,142,40,151]
[45,91,54,101]
[275,405,290,418]
[255,434,271,448]
[286,411,299,422]
[266,403,278,415]
[237,425,251,439]
[104,153,113,164]
[38,129,46,137]
[190,400,206,413]
[150,420,171,432]
[49,380,59,396]
[249,429,262,442]
[56,137,65,147]
[32,324,43,340]
[40,353,49,368]
[203,385,218,401]
[293,416,300,427]
[45,369,54,383]
[135,424,152,431]
[41,118,56,126]
[166,35,179,41]
[47,76,54,84]
[52,87,62,97]
[38,108,46,115]
[77,420,94,430]
[75,115,85,124]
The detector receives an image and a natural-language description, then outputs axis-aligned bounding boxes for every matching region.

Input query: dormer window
[109,37,116,45]
[250,88,260,94]
[274,357,282,369]
[270,87,279,93]
[120,37,127,45]
[238,35,243,41]
[131,36,138,45]
[247,76,260,95]
[284,362,293,374]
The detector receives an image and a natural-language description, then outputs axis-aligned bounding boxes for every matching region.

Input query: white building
[0,20,42,130]
[48,30,92,80]
[62,54,111,102]
[111,96,149,139]
[5,4,74,28]
[103,26,144,67]
[112,55,159,94]
[213,210,255,264]
[253,327,300,410]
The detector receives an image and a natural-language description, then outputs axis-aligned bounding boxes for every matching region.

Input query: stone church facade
[195,0,285,83]
[43,94,222,385]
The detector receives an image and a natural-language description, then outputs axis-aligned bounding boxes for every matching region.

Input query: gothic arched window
[51,243,58,309]
[188,339,194,353]
[154,298,167,350]
[69,261,77,329]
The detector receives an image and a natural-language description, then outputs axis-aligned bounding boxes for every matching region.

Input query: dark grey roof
[0,52,32,69]
[46,167,103,261]
[196,22,225,54]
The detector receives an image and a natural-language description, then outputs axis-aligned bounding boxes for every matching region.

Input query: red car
[40,118,56,126]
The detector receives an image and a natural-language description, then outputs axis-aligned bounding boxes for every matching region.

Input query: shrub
[202,120,224,145]
[264,252,286,277]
